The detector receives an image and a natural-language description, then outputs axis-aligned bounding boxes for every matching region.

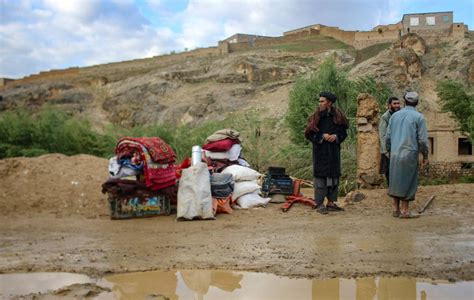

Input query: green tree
[436,81,474,140]
[281,59,392,194]
[286,59,355,145]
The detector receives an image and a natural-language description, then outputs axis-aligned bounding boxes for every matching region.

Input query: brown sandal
[392,211,400,217]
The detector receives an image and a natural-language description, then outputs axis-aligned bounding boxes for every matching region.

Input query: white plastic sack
[204,144,242,161]
[237,158,250,167]
[221,165,261,182]
[232,180,260,201]
[177,162,215,220]
[236,192,271,209]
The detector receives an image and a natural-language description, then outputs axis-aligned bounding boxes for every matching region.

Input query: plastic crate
[262,176,293,197]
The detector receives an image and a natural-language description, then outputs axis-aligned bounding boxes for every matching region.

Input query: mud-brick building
[0,78,14,87]
[401,11,468,38]
[424,106,474,177]
[428,131,473,177]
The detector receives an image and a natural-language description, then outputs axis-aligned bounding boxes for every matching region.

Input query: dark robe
[305,109,347,178]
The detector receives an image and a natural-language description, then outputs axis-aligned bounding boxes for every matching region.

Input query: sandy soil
[0,154,473,283]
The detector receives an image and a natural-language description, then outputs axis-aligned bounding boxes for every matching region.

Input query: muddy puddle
[0,272,101,297]
[1,270,473,299]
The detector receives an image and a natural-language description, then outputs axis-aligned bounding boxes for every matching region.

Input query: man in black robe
[304,92,349,214]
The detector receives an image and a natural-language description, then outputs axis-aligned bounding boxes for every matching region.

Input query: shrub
[283,59,387,195]
[286,59,356,146]
[0,108,114,159]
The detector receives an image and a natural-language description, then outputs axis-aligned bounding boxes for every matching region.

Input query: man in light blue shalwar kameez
[386,92,429,218]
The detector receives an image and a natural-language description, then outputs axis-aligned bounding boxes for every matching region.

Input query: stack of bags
[202,128,270,209]
[112,137,177,190]
[202,129,250,168]
[221,165,270,209]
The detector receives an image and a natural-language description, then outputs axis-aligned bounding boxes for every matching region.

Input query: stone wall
[319,26,356,46]
[356,93,383,188]
[452,23,468,38]
[256,29,319,46]
[226,29,320,53]
[8,67,80,86]
[227,41,252,52]
[284,24,320,36]
[6,46,223,86]
[6,17,466,86]
[425,162,474,177]
[218,41,229,54]
[0,78,14,87]
[184,46,221,57]
[353,29,400,49]
[408,28,451,38]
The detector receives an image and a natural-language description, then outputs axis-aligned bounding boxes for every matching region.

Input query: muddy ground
[0,154,473,284]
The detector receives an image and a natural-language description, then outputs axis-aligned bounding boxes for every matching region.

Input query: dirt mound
[0,154,109,218]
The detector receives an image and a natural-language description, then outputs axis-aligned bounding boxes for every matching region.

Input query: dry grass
[259,36,351,53]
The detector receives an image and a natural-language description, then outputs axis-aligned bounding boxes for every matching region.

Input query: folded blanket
[204,144,242,161]
[206,129,242,143]
[202,138,239,152]
[116,137,176,164]
[115,138,177,191]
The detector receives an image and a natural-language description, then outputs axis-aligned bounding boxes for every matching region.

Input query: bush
[458,175,474,184]
[283,59,392,195]
[0,108,114,159]
[286,59,356,145]
[353,76,392,111]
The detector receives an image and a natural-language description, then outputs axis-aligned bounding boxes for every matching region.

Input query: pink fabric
[202,138,238,152]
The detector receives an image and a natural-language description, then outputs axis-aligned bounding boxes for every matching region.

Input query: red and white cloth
[115,137,177,191]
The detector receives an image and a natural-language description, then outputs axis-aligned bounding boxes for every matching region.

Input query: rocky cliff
[0,33,472,130]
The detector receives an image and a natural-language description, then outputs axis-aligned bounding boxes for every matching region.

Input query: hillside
[0,33,473,131]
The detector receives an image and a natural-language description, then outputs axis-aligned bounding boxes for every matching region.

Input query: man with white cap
[386,92,429,218]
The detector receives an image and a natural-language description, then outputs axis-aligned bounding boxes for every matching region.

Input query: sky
[0,0,473,78]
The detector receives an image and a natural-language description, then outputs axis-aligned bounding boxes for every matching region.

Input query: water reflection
[312,278,339,299]
[104,270,179,299]
[377,277,416,300]
[102,270,474,300]
[0,272,93,297]
[1,270,473,299]
[356,278,376,300]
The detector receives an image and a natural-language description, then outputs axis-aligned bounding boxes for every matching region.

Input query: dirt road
[0,155,473,282]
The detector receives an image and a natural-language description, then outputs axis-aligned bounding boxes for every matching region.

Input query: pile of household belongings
[102,137,177,219]
[177,128,271,221]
